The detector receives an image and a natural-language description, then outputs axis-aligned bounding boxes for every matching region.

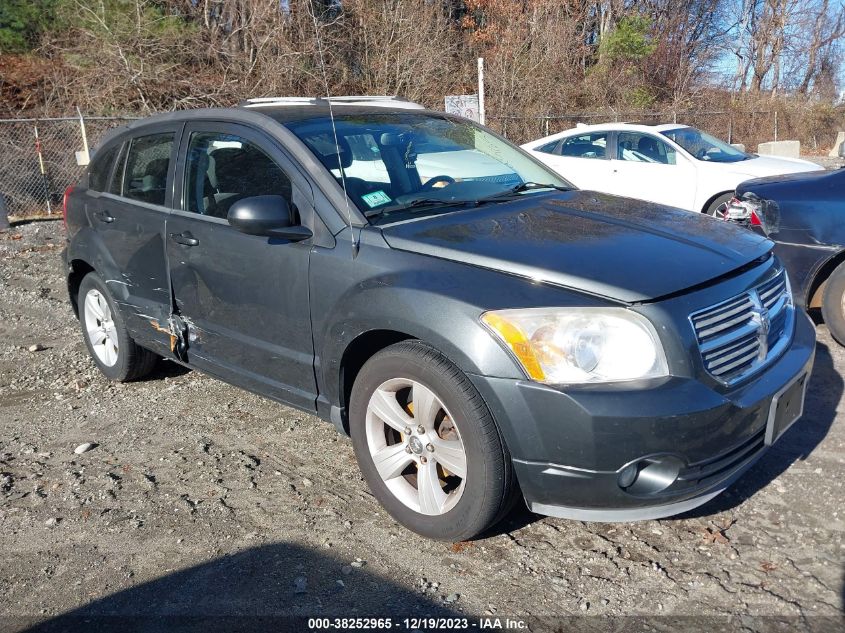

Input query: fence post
[77,106,90,162]
[673,111,677,124]
[33,123,52,215]
[774,110,778,142]
[0,193,9,231]
[728,112,733,144]
[544,117,549,138]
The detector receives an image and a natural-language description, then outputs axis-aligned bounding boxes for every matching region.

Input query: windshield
[285,112,571,223]
[661,127,749,163]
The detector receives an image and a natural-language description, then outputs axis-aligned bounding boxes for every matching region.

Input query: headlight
[724,196,763,227]
[481,308,669,384]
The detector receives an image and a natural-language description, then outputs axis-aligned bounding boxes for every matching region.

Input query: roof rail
[239,96,425,110]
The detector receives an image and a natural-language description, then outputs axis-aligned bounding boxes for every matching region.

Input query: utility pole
[477,58,486,126]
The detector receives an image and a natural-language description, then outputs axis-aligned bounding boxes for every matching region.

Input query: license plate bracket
[765,371,808,446]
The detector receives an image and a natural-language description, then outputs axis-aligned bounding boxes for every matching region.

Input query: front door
[165,122,317,410]
[610,132,697,210]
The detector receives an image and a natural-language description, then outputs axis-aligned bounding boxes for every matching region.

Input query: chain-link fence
[486,107,843,150]
[0,116,137,217]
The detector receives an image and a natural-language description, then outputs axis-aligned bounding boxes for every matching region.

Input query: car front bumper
[468,309,816,522]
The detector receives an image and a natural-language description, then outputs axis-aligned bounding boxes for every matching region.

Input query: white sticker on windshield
[361,190,392,208]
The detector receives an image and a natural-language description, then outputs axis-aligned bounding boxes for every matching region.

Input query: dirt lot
[1,220,843,630]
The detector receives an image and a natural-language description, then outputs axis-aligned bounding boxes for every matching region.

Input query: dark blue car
[726,160,845,345]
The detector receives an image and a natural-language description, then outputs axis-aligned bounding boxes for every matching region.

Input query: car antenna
[309,4,358,257]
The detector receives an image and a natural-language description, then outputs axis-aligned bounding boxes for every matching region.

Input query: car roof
[523,122,691,148]
[255,104,443,124]
[567,122,689,133]
[95,103,455,148]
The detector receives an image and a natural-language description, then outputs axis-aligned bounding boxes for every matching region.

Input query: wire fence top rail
[487,109,770,120]
[0,116,141,123]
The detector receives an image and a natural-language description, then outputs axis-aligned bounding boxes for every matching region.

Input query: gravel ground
[1,220,843,631]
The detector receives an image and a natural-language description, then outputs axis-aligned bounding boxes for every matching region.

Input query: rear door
[84,126,180,355]
[609,131,697,210]
[165,121,318,410]
[529,131,613,191]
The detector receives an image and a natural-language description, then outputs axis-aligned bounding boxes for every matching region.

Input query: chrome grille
[690,269,793,384]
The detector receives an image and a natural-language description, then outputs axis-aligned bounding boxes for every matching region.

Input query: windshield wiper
[473,182,571,203]
[364,197,474,219]
[364,182,570,219]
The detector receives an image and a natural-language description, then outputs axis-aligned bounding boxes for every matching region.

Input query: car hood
[724,154,823,179]
[736,168,836,194]
[380,191,772,303]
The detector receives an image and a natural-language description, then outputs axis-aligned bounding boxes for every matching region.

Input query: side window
[123,133,174,205]
[535,139,562,155]
[560,133,608,159]
[342,133,390,184]
[185,132,293,219]
[88,145,118,191]
[616,132,676,165]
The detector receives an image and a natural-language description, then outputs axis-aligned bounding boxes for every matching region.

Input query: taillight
[749,210,762,226]
[62,185,74,228]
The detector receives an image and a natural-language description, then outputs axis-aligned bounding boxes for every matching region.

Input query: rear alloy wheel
[349,341,515,541]
[706,193,734,219]
[83,288,120,367]
[78,272,159,381]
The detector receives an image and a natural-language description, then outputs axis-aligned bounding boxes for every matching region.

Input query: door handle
[96,211,115,223]
[170,232,199,246]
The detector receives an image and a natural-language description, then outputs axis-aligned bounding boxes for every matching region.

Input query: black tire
[705,192,734,218]
[821,260,845,346]
[78,272,159,381]
[349,340,515,541]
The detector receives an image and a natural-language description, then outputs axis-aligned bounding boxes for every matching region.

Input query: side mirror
[227,195,312,242]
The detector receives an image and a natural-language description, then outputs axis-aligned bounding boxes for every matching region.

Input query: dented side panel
[737,168,845,307]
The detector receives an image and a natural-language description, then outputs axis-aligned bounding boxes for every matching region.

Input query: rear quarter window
[88,145,118,191]
[534,139,562,155]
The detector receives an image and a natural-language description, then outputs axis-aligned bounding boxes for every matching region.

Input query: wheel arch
[807,249,845,310]
[701,190,734,214]
[67,259,96,319]
[337,329,416,434]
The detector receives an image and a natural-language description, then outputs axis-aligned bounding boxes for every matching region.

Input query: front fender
[309,228,609,407]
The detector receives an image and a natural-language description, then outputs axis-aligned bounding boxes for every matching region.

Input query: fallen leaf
[702,527,730,544]
[450,541,474,553]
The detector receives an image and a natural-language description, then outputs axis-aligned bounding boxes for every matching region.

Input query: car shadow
[20,542,461,633]
[679,339,842,518]
[135,358,192,382]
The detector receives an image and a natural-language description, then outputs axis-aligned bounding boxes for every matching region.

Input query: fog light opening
[617,456,683,495]
[617,463,638,489]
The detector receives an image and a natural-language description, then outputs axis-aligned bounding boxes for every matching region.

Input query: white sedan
[521,123,823,215]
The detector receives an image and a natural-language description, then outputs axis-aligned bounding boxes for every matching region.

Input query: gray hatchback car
[62,97,816,540]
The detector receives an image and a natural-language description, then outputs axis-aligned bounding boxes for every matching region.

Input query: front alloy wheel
[366,378,467,516]
[349,340,515,541]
